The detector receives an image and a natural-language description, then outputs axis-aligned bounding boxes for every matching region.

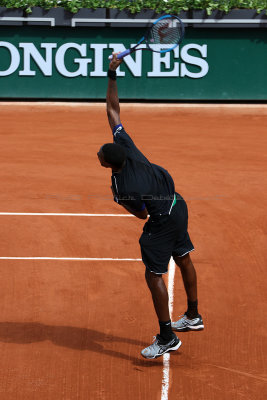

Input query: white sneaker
[141,334,182,359]
[171,314,204,332]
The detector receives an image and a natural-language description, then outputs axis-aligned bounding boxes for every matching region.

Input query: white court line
[0,102,267,109]
[0,212,133,217]
[0,257,142,261]
[161,257,176,400]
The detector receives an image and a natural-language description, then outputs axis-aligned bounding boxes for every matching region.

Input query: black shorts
[139,194,194,275]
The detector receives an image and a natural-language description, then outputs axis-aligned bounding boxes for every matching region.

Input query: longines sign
[0,41,208,79]
[0,26,266,99]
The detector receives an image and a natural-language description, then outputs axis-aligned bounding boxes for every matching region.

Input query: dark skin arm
[106,54,122,131]
[110,186,148,220]
[121,203,148,220]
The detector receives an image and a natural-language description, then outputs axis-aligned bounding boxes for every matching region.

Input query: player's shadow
[0,322,166,367]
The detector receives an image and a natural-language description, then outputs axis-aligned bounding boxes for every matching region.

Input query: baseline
[1,102,267,109]
[0,212,133,217]
[0,257,142,261]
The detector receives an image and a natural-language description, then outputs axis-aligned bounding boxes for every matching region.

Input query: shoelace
[173,315,187,326]
[175,314,187,320]
[144,336,160,352]
[152,335,161,344]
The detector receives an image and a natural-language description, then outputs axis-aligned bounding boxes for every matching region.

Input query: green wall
[0,26,266,99]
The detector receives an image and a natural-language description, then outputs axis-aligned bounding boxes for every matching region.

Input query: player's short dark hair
[102,143,126,168]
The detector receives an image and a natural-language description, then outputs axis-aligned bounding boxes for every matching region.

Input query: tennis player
[97,53,204,359]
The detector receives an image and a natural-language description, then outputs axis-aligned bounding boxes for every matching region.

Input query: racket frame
[145,15,185,53]
[109,15,185,60]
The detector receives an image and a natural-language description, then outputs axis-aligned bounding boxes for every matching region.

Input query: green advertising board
[0,26,266,100]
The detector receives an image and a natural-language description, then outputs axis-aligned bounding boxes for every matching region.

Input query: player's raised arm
[106,53,123,131]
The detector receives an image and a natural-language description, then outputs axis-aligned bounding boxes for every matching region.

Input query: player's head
[97,143,126,170]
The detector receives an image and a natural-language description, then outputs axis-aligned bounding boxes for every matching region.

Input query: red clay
[0,104,266,399]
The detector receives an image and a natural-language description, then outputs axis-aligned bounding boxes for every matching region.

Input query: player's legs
[139,216,181,357]
[171,252,204,332]
[141,267,181,359]
[145,268,170,322]
[173,253,198,309]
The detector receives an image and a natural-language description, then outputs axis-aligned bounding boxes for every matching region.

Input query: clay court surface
[0,102,266,400]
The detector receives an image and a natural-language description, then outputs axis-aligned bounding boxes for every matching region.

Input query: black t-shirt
[111,124,176,217]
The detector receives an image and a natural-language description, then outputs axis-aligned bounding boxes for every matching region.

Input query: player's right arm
[111,185,148,220]
[107,54,150,165]
[106,53,123,131]
[120,203,148,220]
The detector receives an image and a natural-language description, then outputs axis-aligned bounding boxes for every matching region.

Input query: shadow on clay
[0,321,181,366]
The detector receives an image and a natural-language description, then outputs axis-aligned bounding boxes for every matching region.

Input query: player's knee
[145,268,162,287]
[174,253,191,269]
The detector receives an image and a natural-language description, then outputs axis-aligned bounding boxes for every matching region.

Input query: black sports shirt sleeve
[112,124,149,164]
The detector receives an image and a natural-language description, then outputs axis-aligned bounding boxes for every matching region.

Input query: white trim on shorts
[174,248,195,258]
[145,266,169,275]
[145,248,195,274]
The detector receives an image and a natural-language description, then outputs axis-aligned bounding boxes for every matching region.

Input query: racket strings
[148,18,182,48]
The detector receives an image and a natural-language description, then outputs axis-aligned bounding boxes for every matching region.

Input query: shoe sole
[172,324,204,332]
[141,339,182,360]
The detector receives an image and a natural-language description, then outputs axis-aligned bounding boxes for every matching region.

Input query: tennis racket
[108,15,184,60]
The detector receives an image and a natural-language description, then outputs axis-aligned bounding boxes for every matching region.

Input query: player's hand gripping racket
[108,15,184,60]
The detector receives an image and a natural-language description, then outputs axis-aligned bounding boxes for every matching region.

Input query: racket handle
[108,49,131,60]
